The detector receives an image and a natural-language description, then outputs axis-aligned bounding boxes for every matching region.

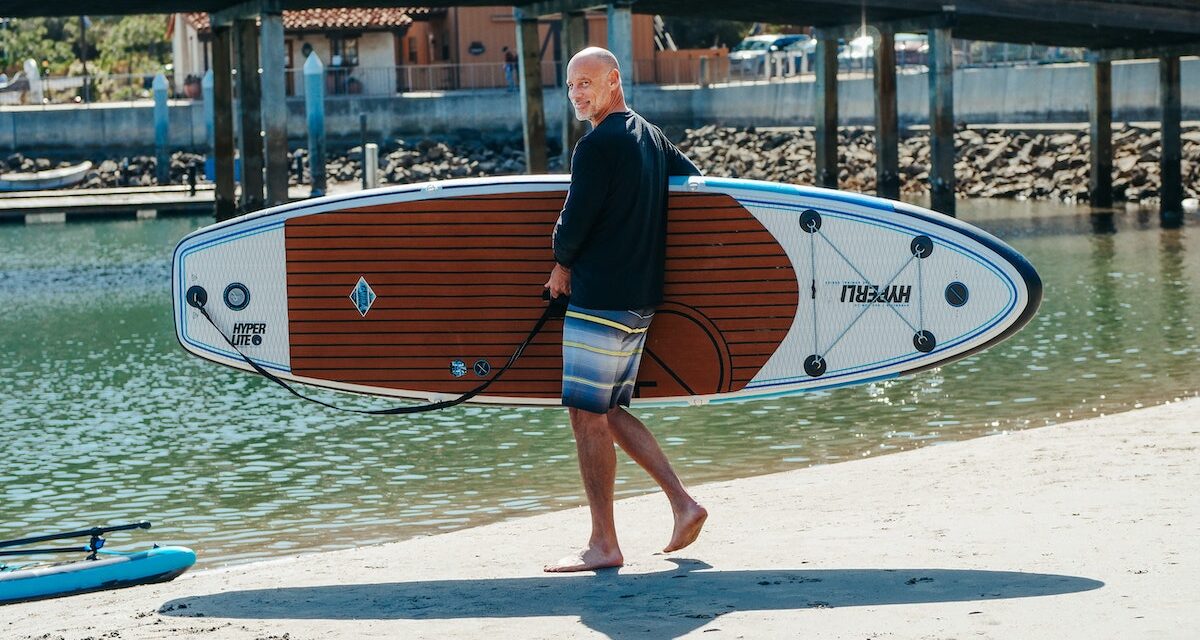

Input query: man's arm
[665,141,702,177]
[552,138,611,269]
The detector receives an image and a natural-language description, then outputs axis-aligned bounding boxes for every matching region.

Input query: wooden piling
[873,27,900,200]
[235,18,265,212]
[1089,60,1113,209]
[516,9,548,173]
[1160,55,1182,226]
[814,30,838,189]
[928,25,956,216]
[211,24,237,222]
[561,11,588,170]
[260,12,289,207]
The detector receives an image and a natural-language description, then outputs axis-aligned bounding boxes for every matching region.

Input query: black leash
[187,292,567,415]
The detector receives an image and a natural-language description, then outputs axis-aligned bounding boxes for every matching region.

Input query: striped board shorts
[561,305,656,414]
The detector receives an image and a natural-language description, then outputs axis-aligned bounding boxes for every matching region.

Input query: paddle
[0,521,151,559]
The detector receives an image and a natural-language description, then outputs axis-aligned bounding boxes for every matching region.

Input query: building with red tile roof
[171,7,656,94]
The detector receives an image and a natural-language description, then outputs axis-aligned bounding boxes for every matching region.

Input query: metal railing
[283,62,558,97]
[961,42,1088,67]
[0,73,180,107]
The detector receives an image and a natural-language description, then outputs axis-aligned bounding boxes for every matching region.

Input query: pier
[509,0,1200,220]
[4,1,1198,223]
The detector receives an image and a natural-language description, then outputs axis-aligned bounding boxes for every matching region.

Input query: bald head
[569,47,620,74]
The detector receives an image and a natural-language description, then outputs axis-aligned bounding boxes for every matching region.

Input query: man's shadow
[161,559,1103,639]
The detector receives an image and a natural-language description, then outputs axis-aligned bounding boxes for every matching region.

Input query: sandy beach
[5,397,1197,639]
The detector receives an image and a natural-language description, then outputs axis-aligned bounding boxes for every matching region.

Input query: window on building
[330,36,359,67]
[408,37,418,64]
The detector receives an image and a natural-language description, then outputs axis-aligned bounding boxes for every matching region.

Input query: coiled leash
[186,290,568,415]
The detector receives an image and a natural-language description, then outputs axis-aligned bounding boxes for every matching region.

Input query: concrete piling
[304,52,328,197]
[152,73,169,186]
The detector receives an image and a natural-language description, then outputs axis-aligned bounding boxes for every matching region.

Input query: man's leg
[606,407,708,552]
[544,407,625,572]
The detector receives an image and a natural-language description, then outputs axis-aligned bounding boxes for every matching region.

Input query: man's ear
[608,67,621,87]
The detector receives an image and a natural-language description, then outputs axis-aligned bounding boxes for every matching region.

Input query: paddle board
[172,175,1041,407]
[0,546,196,604]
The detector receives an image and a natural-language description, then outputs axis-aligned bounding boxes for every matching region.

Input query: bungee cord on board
[186,286,568,415]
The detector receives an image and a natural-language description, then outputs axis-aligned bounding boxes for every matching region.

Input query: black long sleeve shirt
[552,110,701,310]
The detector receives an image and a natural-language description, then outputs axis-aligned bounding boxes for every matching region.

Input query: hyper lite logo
[839,283,912,305]
[231,322,267,346]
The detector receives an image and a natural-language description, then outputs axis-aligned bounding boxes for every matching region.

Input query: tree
[96,15,172,75]
[0,15,170,77]
[0,17,78,75]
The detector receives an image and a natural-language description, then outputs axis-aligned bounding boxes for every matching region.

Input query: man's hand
[545,263,571,299]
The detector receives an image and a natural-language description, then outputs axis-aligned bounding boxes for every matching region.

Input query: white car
[839,32,929,68]
[729,34,809,76]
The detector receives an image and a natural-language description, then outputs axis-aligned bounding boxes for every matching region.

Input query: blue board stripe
[177,223,290,372]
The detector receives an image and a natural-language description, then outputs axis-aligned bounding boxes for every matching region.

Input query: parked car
[839,35,873,70]
[783,35,817,72]
[848,32,930,67]
[894,32,928,67]
[830,32,929,70]
[729,34,808,76]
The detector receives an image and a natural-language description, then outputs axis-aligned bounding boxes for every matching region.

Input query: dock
[0,185,215,223]
[0,183,361,224]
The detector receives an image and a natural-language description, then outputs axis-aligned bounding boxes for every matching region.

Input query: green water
[2,202,1197,567]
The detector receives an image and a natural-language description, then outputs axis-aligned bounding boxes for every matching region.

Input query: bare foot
[544,544,624,573]
[663,503,708,553]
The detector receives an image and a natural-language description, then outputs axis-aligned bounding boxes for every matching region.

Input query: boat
[0,161,93,192]
[0,521,196,605]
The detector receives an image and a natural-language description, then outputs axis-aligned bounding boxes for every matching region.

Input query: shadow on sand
[161,559,1103,639]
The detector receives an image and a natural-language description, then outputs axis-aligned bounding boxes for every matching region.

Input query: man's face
[566,58,615,123]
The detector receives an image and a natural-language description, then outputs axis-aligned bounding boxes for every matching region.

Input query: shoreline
[6,121,1198,207]
[5,397,1198,639]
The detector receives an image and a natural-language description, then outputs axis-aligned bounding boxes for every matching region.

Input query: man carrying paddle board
[543,47,708,572]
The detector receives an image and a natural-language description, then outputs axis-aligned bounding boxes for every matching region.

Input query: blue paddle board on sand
[0,546,196,605]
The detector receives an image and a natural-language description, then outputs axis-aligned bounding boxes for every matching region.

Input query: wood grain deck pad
[284,191,799,400]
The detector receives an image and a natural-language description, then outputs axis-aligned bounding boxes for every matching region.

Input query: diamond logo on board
[349,277,377,317]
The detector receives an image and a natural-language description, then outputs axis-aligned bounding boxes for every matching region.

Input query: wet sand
[5,398,1198,639]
